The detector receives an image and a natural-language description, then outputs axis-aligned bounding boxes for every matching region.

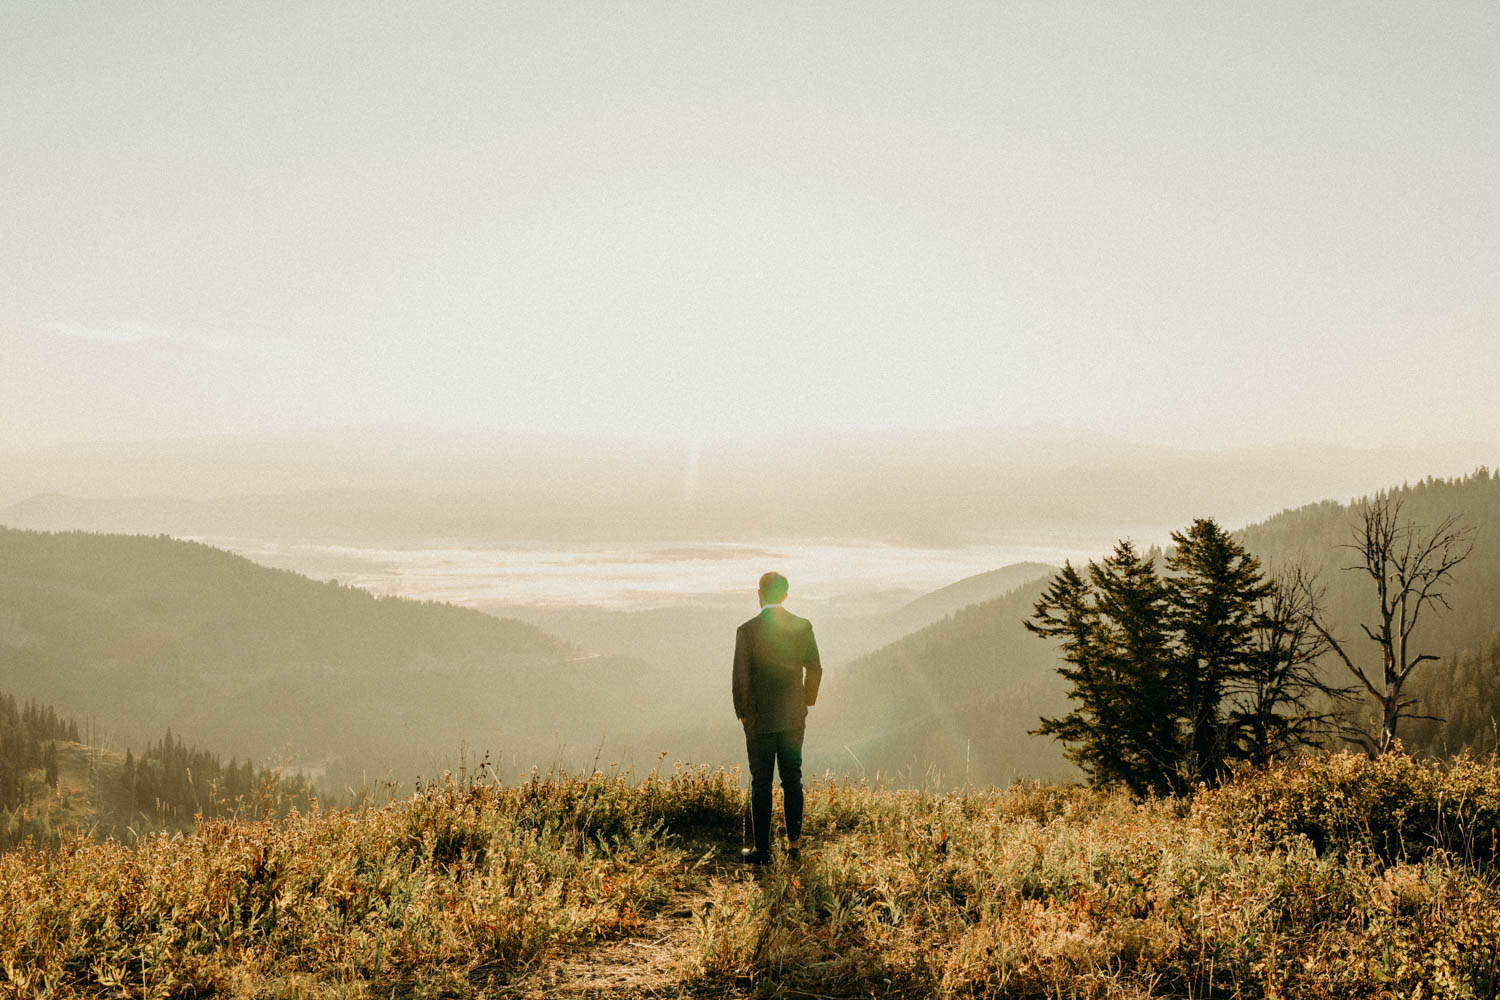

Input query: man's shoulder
[777,609,815,631]
[739,608,815,631]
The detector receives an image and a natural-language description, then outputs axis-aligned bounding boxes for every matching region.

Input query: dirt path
[513,841,755,999]
[526,888,712,998]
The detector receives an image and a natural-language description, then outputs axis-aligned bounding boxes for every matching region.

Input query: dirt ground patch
[510,838,766,999]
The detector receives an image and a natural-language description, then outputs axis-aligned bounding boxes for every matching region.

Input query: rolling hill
[4,469,1496,794]
[813,469,1500,786]
[0,527,670,789]
[812,576,1075,785]
[883,561,1056,638]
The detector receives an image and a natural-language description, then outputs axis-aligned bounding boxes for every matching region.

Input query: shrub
[1197,750,1500,866]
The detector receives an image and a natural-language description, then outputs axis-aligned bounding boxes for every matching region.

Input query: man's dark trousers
[745,725,804,855]
[733,603,821,856]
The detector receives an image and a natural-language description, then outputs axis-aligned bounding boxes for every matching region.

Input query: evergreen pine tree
[1028,521,1349,795]
[1165,518,1273,783]
[1029,542,1179,796]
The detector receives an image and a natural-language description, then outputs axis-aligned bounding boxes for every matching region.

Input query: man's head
[758,571,789,606]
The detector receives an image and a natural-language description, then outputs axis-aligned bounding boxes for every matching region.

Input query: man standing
[732,571,822,864]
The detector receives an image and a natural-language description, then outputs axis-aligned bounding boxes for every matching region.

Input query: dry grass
[696,771,1500,998]
[0,763,738,999]
[4,755,1500,998]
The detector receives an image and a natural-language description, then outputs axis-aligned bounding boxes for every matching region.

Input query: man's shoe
[787,846,800,862]
[740,847,771,865]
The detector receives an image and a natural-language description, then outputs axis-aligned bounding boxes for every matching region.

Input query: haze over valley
[8,5,1500,991]
[5,461,1499,796]
[5,429,1496,795]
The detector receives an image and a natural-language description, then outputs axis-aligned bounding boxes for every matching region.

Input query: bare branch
[1292,567,1381,700]
[1327,495,1474,751]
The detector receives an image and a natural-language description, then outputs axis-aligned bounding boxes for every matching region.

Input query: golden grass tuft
[4,754,1500,998]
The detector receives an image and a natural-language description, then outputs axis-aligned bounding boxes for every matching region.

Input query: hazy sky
[4,2,1498,453]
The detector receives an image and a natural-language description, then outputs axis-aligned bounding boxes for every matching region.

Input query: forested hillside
[820,469,1500,786]
[814,577,1074,785]
[0,528,666,790]
[1407,625,1500,757]
[1,690,315,850]
[4,471,1494,796]
[1238,469,1500,666]
[880,561,1055,639]
[0,693,76,817]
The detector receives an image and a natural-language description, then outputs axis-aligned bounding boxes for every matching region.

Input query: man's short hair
[758,571,789,604]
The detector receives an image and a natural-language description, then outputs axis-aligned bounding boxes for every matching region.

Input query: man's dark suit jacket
[733,605,822,734]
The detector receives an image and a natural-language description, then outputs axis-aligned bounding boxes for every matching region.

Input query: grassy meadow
[3,753,1500,999]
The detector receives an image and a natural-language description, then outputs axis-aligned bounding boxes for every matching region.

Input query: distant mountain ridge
[5,430,1495,544]
[0,527,666,789]
[814,469,1500,787]
[887,562,1056,636]
[0,524,1062,795]
[5,469,1496,793]
[0,490,444,544]
[813,576,1073,785]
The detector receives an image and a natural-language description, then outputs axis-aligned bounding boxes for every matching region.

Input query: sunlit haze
[5,3,1498,453]
[11,12,1500,959]
[4,8,1500,978]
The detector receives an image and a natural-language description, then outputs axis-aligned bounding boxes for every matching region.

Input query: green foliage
[1407,626,1500,759]
[1029,522,1299,796]
[0,693,77,812]
[1166,518,1274,782]
[121,726,317,827]
[1,688,316,851]
[830,469,1497,790]
[1200,750,1500,868]
[1028,544,1180,797]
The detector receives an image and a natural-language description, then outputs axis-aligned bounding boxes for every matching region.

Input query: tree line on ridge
[1028,481,1483,797]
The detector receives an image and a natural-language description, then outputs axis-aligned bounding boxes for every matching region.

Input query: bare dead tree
[1297,493,1475,754]
[1230,569,1355,766]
